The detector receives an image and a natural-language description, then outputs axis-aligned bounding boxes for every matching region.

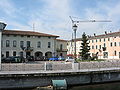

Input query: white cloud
[0,0,16,16]
[27,0,73,40]
[76,1,120,37]
[1,0,120,40]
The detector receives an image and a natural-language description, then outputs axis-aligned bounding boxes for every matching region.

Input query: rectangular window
[6,51,9,57]
[92,40,94,43]
[96,45,97,49]
[21,35,24,37]
[114,42,117,46]
[114,51,117,56]
[48,42,51,48]
[20,41,24,47]
[92,45,94,49]
[14,35,17,37]
[60,44,63,50]
[96,39,97,42]
[48,37,51,39]
[104,38,105,42]
[104,43,106,47]
[13,51,16,56]
[99,45,101,49]
[108,38,110,41]
[20,52,23,57]
[13,40,17,47]
[27,35,30,38]
[99,39,101,42]
[27,41,30,47]
[6,40,10,47]
[110,42,112,47]
[37,41,41,48]
[38,36,41,38]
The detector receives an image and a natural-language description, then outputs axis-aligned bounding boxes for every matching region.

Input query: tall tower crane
[69,16,111,62]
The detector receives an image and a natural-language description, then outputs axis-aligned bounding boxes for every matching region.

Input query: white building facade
[67,39,82,58]
[2,30,67,60]
[56,39,67,58]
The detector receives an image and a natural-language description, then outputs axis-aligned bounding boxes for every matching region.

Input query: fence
[1,60,120,71]
[1,62,72,71]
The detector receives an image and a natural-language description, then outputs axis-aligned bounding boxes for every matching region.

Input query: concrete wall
[0,70,120,89]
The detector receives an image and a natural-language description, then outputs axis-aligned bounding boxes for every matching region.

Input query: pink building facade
[67,31,120,59]
[89,31,120,59]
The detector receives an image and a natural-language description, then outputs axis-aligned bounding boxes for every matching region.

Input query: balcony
[21,46,34,52]
[56,48,67,52]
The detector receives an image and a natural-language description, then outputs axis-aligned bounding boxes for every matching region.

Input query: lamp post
[72,24,77,63]
[0,22,6,70]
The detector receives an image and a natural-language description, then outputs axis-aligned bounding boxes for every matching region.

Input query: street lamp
[0,22,6,70]
[72,24,78,63]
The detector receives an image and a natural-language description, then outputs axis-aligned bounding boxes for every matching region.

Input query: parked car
[3,56,24,63]
[58,56,65,61]
[49,56,58,61]
[65,57,74,62]
[35,56,44,61]
[1,57,6,63]
[27,56,34,61]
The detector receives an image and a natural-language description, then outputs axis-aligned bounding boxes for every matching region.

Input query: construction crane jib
[69,16,111,27]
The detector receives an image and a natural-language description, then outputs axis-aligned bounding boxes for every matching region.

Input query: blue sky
[0,0,120,40]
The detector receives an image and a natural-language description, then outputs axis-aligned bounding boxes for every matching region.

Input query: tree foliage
[80,32,90,60]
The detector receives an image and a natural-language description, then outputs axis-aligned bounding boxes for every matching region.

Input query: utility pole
[69,16,111,62]
[0,22,6,70]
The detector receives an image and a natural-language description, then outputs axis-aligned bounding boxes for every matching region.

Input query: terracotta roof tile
[56,39,67,42]
[90,31,120,39]
[2,30,59,37]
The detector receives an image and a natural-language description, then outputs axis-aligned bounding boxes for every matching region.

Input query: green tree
[80,32,90,60]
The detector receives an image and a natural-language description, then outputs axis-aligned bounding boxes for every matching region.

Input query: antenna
[33,23,35,32]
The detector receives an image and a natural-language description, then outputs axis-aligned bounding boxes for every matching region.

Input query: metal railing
[1,60,120,72]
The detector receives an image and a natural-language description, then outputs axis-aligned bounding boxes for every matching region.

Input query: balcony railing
[21,46,34,52]
[56,48,68,52]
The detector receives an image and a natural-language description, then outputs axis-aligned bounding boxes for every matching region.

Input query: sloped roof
[90,31,120,39]
[56,39,67,42]
[2,30,59,37]
[68,31,120,41]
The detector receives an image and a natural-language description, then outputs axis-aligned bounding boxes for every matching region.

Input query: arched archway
[35,51,43,60]
[45,52,52,58]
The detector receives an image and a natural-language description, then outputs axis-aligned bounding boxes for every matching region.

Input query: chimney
[105,31,107,35]
[94,33,96,36]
